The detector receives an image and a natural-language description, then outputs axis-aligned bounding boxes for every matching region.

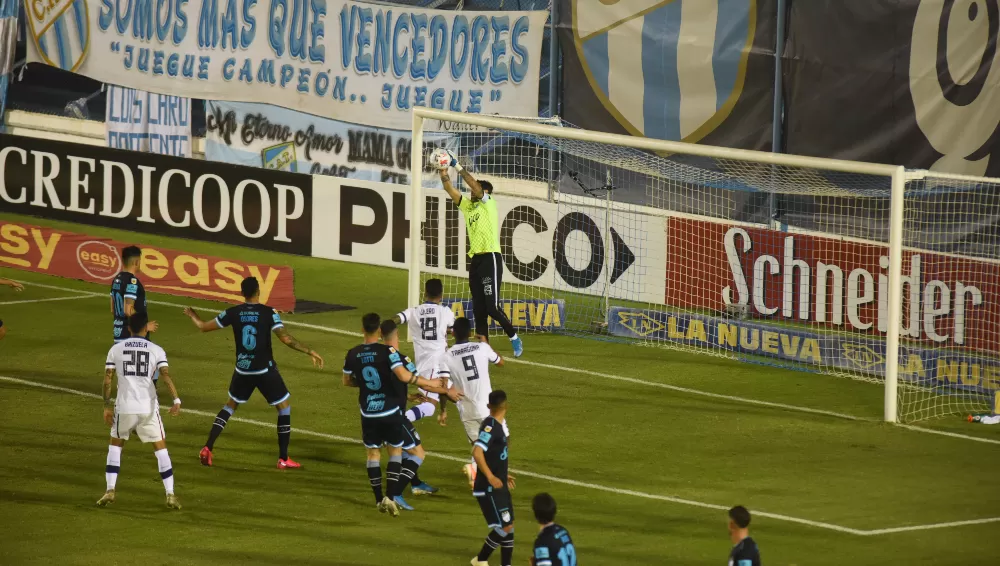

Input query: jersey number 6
[242,326,257,351]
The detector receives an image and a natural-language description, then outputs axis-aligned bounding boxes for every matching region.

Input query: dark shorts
[400,417,421,450]
[228,366,290,405]
[476,488,514,529]
[361,412,411,449]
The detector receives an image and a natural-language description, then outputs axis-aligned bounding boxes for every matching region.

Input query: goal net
[409,108,1000,423]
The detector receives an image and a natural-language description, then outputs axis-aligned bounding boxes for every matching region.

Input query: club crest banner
[557,0,775,149]
[23,0,547,130]
[205,100,457,185]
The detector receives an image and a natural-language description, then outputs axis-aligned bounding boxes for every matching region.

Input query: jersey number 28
[122,350,150,378]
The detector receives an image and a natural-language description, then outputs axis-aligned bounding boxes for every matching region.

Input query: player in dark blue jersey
[471,390,516,566]
[183,277,324,469]
[531,493,577,566]
[342,313,446,517]
[0,277,24,341]
[378,318,460,511]
[727,506,761,566]
[109,246,156,343]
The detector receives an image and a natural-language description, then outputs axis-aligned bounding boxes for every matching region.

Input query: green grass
[0,211,998,566]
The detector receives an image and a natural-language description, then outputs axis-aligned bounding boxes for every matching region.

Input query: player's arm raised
[274,327,324,369]
[157,366,182,416]
[183,307,224,332]
[447,150,486,201]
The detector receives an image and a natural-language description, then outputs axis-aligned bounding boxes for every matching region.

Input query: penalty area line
[2,374,998,537]
[0,295,97,306]
[12,280,1000,446]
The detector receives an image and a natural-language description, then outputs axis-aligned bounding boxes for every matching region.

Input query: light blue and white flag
[106,85,192,158]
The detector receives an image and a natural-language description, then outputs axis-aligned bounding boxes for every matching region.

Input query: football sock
[400,454,422,488]
[406,402,436,422]
[500,532,514,566]
[366,460,383,504]
[277,406,291,460]
[154,448,174,495]
[386,454,403,498]
[206,405,235,449]
[105,444,122,490]
[477,529,505,561]
[509,333,519,341]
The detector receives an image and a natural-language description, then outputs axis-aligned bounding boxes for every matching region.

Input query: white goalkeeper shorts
[111,411,164,443]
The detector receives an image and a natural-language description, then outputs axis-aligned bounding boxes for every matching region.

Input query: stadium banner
[783,0,1000,176]
[205,100,458,185]
[310,178,668,304]
[607,307,1000,400]
[106,85,193,158]
[442,299,564,331]
[0,133,312,255]
[664,217,1000,354]
[0,0,18,132]
[21,0,547,130]
[0,219,297,310]
[555,0,776,150]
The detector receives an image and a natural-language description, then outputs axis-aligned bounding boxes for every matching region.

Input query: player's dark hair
[128,312,149,335]
[122,246,142,266]
[241,277,260,300]
[532,493,558,524]
[728,505,751,529]
[362,312,381,334]
[488,389,507,408]
[479,180,494,194]
[380,319,398,339]
[453,317,472,342]
[425,278,444,299]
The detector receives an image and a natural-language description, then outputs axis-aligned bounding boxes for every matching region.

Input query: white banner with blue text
[25,0,547,130]
[205,100,457,185]
[105,85,192,157]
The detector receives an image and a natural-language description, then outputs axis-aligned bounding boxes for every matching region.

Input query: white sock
[106,445,122,490]
[154,448,174,495]
[406,402,436,422]
[509,333,519,341]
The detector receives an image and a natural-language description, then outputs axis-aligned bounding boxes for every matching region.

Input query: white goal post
[409,107,1000,424]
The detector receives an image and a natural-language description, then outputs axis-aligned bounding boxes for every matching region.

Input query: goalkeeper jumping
[436,150,523,357]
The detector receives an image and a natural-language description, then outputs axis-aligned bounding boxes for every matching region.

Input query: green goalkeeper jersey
[458,193,501,257]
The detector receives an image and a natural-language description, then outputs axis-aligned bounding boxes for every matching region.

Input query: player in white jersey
[395,278,455,425]
[438,317,506,488]
[97,313,182,510]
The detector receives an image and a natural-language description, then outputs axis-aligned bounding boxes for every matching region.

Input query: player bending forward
[471,390,516,566]
[184,277,324,469]
[379,319,461,510]
[439,317,506,487]
[343,313,447,517]
[98,313,181,510]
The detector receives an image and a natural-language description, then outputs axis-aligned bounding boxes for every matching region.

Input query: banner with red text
[0,220,296,311]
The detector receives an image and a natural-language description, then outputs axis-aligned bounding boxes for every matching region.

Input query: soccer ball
[430,148,452,171]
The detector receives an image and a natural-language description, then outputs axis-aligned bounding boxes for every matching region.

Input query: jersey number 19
[420,317,437,341]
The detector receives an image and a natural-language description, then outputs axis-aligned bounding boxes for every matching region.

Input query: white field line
[13,279,1000,447]
[5,375,998,537]
[0,295,96,306]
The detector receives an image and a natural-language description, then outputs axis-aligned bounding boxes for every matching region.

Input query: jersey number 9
[242,326,257,351]
[462,355,480,381]
[362,366,382,390]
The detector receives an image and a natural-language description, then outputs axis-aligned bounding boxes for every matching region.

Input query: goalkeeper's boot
[166,494,182,510]
[96,489,116,507]
[511,336,524,358]
[411,481,439,495]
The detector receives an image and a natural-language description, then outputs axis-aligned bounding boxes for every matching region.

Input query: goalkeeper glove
[446,150,463,172]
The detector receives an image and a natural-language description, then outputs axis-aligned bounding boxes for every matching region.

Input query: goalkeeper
[436,150,524,357]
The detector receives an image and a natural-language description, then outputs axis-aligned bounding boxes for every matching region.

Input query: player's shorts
[111,411,164,443]
[361,412,409,449]
[400,417,421,450]
[463,418,510,444]
[416,387,440,403]
[228,366,290,405]
[476,488,514,530]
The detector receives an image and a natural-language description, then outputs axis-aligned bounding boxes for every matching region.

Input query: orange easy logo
[76,240,120,280]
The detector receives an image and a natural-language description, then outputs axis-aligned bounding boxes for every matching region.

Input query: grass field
[1,211,998,566]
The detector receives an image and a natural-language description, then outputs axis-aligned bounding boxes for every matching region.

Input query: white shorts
[462,418,509,444]
[111,411,164,443]
[417,388,441,402]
